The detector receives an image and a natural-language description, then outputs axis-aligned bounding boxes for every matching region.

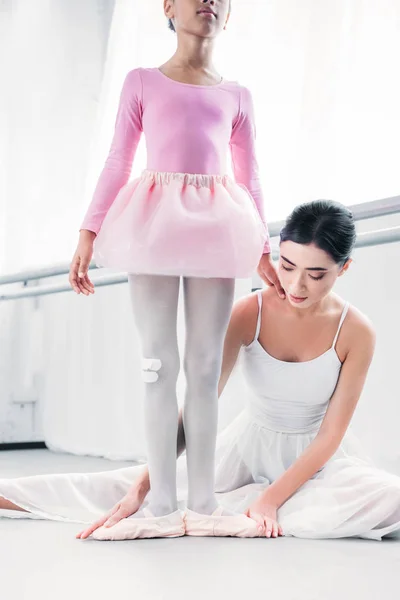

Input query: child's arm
[230,86,271,254]
[80,69,143,235]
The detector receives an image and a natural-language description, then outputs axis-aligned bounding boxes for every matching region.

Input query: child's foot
[184,506,262,538]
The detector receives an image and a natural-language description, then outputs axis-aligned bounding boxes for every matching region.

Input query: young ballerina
[66,0,283,538]
[1,200,399,541]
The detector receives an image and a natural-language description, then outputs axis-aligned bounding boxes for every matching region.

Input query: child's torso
[139,67,241,174]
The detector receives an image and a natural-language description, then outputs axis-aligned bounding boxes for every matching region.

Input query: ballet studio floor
[1,449,399,600]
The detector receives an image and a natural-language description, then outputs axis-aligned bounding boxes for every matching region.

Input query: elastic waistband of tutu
[141,170,231,188]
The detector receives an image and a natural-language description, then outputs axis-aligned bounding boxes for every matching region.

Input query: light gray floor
[1,449,399,600]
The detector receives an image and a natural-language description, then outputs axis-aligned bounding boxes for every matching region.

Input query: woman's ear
[164,0,174,20]
[338,258,352,277]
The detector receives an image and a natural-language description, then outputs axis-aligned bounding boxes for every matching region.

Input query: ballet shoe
[184,506,261,538]
[91,508,185,541]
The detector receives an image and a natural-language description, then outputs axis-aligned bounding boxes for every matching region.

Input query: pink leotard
[81,67,270,253]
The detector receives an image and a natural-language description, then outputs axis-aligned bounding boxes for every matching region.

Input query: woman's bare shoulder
[338,300,376,359]
[342,301,375,337]
[230,288,278,346]
[230,291,259,346]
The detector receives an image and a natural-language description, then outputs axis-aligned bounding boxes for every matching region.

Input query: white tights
[128,274,235,516]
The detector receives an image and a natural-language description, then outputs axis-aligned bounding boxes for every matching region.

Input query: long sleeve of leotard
[80,69,143,234]
[230,86,271,253]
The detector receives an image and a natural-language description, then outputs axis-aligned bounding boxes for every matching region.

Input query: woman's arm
[137,295,255,492]
[257,313,376,510]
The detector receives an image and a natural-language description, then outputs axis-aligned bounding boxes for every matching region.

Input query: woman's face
[278,241,350,309]
[165,0,230,37]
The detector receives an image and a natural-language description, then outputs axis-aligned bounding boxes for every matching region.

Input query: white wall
[333,212,400,473]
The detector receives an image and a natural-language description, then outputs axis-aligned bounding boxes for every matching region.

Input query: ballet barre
[267,195,400,238]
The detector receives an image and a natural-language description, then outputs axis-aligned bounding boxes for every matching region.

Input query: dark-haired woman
[2,201,400,541]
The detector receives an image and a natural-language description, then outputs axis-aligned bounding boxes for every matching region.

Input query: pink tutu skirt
[93,170,267,278]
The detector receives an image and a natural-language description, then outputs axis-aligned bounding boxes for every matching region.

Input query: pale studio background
[0,0,399,475]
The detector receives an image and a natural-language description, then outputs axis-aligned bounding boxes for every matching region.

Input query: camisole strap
[332,301,350,349]
[252,289,263,343]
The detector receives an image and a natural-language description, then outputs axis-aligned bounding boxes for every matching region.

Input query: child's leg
[128,274,181,517]
[182,277,235,515]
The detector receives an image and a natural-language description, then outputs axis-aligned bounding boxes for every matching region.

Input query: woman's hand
[257,254,285,299]
[245,496,283,538]
[69,230,96,296]
[76,484,148,540]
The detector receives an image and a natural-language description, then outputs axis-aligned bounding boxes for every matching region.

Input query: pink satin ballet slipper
[184,507,261,538]
[91,508,185,541]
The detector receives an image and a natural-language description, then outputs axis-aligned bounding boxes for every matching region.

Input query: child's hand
[69,230,96,295]
[257,254,285,299]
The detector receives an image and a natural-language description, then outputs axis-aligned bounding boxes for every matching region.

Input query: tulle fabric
[212,410,400,540]
[93,171,267,278]
[1,411,399,540]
